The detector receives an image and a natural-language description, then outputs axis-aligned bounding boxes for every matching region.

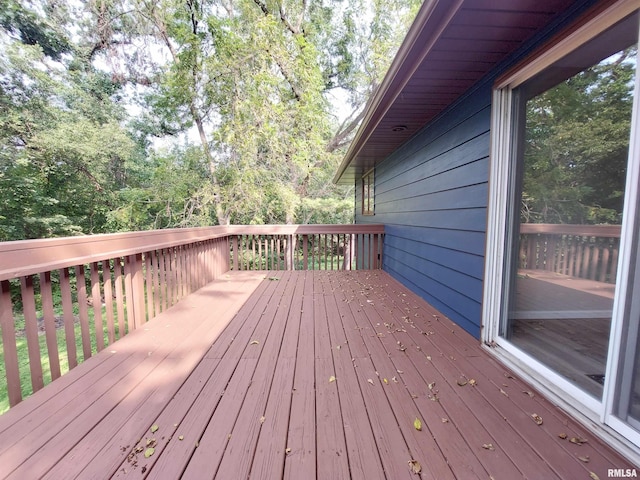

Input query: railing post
[0,279,21,407]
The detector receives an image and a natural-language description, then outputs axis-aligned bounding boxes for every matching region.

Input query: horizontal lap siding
[357,86,492,338]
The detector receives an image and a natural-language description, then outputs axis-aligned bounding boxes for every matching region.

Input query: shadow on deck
[0,270,633,479]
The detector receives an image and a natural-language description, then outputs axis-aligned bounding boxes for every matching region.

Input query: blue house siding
[356,85,492,338]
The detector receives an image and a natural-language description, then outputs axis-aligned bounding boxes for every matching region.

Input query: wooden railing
[518,223,621,283]
[0,224,384,411]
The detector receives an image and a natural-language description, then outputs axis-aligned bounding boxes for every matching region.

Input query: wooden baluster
[90,262,104,351]
[40,271,61,380]
[59,268,78,369]
[303,234,308,270]
[21,275,44,393]
[113,258,125,338]
[1,280,21,406]
[76,265,92,360]
[103,260,116,345]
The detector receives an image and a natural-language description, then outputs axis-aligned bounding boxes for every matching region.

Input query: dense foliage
[0,0,420,240]
[522,47,636,225]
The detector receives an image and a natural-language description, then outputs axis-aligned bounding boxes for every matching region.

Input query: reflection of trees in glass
[522,47,636,225]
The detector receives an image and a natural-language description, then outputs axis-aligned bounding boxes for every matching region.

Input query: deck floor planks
[328,272,417,480]
[328,271,474,480]
[112,273,276,479]
[370,270,627,479]
[176,272,289,478]
[213,272,298,480]
[38,272,266,480]
[0,270,636,479]
[355,274,537,479]
[283,271,317,480]
[250,272,306,478]
[319,273,387,480]
[312,273,350,480]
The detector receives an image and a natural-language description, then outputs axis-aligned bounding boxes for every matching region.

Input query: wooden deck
[0,270,634,479]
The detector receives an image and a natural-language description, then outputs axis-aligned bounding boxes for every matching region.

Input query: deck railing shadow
[0,224,384,412]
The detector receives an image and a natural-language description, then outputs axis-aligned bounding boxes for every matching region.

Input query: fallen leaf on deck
[408,460,422,474]
[392,376,398,383]
[570,436,588,445]
[428,382,436,390]
[144,448,155,458]
[558,433,567,439]
[285,447,291,454]
[482,443,495,451]
[383,378,388,384]
[178,435,184,441]
[442,418,449,423]
[250,340,259,345]
[469,379,477,386]
[457,378,468,387]
[531,414,543,425]
[578,455,590,463]
[523,391,535,398]
[259,416,266,424]
[329,375,336,383]
[590,472,600,480]
[367,378,374,385]
[267,277,279,281]
[414,418,422,431]
[500,388,509,397]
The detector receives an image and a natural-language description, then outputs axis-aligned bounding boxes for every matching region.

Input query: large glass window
[485,4,640,449]
[503,17,637,400]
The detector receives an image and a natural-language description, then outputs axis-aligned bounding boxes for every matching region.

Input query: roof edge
[332,0,465,184]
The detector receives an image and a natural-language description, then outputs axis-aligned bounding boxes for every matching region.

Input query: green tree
[522,47,636,225]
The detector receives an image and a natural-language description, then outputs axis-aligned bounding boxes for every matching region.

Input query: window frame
[482,0,640,456]
[361,169,375,216]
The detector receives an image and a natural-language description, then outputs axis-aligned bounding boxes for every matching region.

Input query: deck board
[0,270,636,479]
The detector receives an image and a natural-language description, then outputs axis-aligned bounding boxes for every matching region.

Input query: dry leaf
[178,435,184,441]
[259,416,266,424]
[428,382,436,390]
[589,472,600,480]
[383,378,389,384]
[578,455,590,463]
[570,436,588,445]
[558,433,568,439]
[426,355,432,361]
[367,378,374,385]
[392,377,399,383]
[523,390,535,398]
[441,418,449,423]
[250,340,259,345]
[457,378,468,387]
[531,414,543,425]
[414,418,422,431]
[144,447,155,458]
[408,460,422,474]
[285,447,291,454]
[482,443,495,451]
[329,375,336,383]
[150,425,159,433]
[500,388,509,397]
[469,379,477,386]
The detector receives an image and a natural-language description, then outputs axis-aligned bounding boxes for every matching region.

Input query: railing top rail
[519,223,621,237]
[0,224,384,281]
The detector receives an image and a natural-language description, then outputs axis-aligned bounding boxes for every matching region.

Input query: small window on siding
[362,170,374,216]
